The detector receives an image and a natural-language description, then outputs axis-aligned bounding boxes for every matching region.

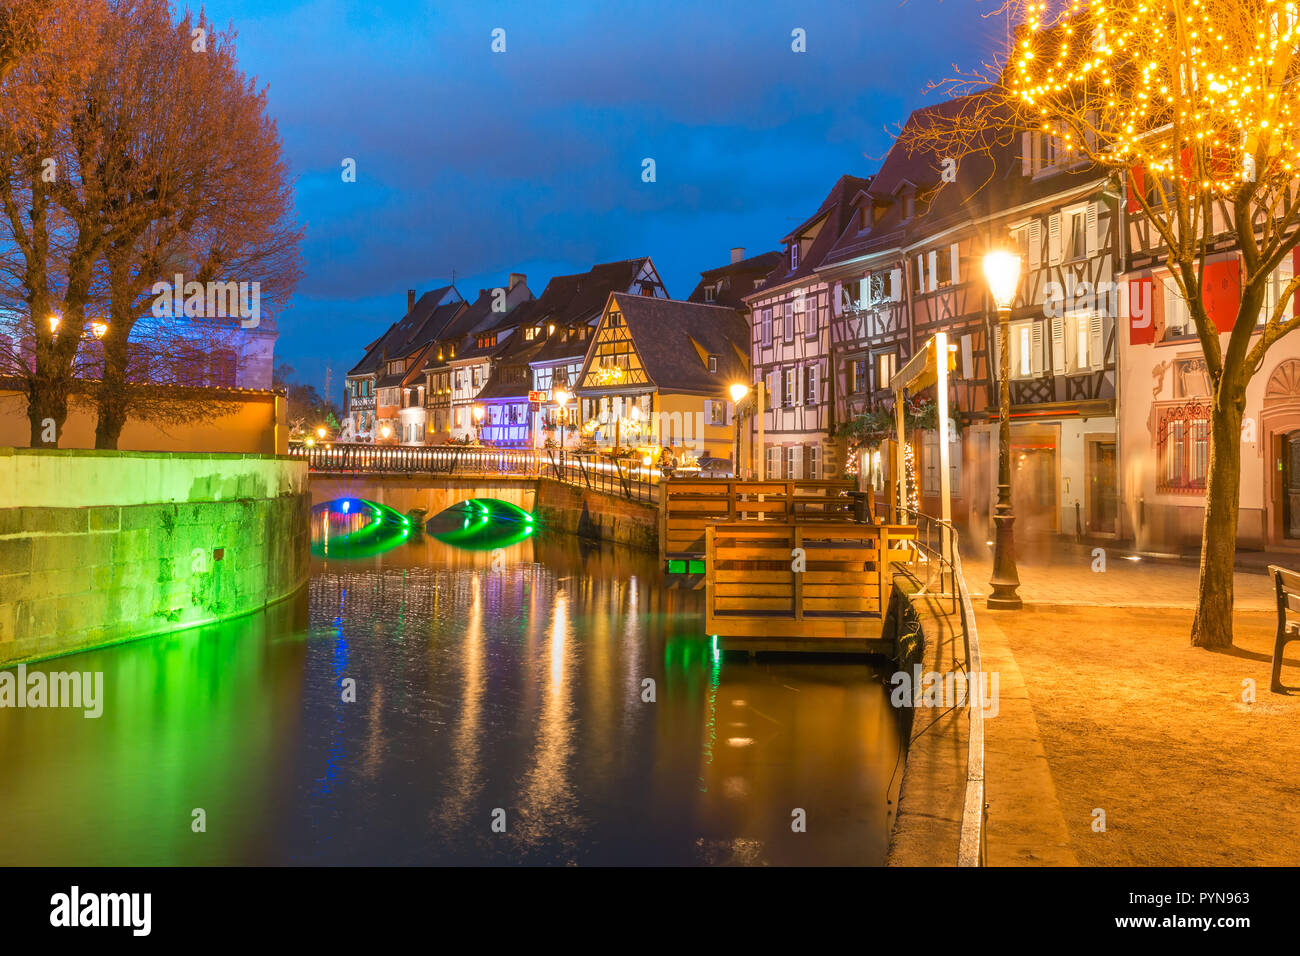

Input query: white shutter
[1085,202,1099,257]
[859,277,870,309]
[961,333,974,379]
[808,365,818,404]
[1029,220,1042,269]
[950,243,961,284]
[1051,316,1066,374]
[1048,214,1062,265]
[768,370,780,408]
[916,254,926,292]
[890,268,902,301]
[1089,312,1105,370]
[796,366,805,406]
[928,250,938,291]
[792,445,803,480]
[1021,131,1033,176]
[1031,322,1045,375]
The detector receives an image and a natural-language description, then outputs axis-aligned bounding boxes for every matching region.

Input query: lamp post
[553,386,569,451]
[982,251,1023,611]
[729,382,750,479]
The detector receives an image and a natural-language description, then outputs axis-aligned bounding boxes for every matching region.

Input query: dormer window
[903,193,916,220]
[708,355,718,373]
[790,243,800,270]
[704,285,716,303]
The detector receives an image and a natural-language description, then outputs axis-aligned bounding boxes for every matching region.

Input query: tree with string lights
[922,0,1300,648]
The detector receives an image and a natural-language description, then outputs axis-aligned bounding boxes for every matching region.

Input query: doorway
[1086,438,1118,535]
[1284,430,1300,539]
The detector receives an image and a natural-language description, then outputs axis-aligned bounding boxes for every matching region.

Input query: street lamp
[91,321,108,339]
[473,404,485,443]
[982,250,1023,610]
[729,382,750,478]
[552,387,569,450]
[316,426,327,440]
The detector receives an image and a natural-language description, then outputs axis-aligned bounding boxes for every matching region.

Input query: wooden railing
[660,478,857,563]
[703,521,917,639]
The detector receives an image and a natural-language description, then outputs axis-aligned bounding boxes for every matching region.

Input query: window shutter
[1085,202,1100,257]
[1089,313,1104,370]
[768,370,780,408]
[1051,316,1066,374]
[928,250,938,291]
[950,243,961,284]
[859,278,870,309]
[796,366,805,406]
[832,280,843,317]
[1021,131,1033,176]
[890,268,902,301]
[915,255,925,292]
[961,333,974,379]
[792,445,803,480]
[1029,220,1042,269]
[1048,214,1062,265]
[1031,322,1045,375]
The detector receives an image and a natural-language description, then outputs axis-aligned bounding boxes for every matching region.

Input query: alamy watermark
[151,273,260,328]
[0,664,103,718]
[889,664,999,718]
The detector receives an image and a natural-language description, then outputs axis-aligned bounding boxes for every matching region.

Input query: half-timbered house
[742,174,870,480]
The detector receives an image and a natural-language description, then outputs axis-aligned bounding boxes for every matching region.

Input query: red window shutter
[1127,166,1146,213]
[1129,277,1155,345]
[1202,258,1241,332]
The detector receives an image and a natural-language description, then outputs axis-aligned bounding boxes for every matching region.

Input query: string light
[1010,0,1300,197]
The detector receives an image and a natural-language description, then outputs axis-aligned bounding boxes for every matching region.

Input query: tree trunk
[94,331,130,449]
[26,374,67,447]
[1190,394,1243,649]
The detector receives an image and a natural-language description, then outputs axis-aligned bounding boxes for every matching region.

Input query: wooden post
[894,391,907,519]
[757,381,766,480]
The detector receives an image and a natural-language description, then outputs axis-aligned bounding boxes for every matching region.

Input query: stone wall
[533,478,658,552]
[0,449,310,667]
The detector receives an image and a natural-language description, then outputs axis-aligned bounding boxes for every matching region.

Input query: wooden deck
[660,478,856,572]
[704,521,917,654]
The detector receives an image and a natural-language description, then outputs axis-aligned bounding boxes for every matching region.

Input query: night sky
[200,0,1006,399]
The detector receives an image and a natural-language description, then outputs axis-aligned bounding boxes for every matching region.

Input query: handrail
[290,441,659,504]
[897,506,986,867]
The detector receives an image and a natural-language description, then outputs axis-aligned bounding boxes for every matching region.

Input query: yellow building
[574,293,750,470]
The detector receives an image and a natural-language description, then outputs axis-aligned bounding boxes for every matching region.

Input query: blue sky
[199,0,1007,398]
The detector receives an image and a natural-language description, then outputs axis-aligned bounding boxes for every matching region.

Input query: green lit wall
[0,450,310,667]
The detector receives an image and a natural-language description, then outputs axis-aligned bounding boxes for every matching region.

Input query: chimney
[407,289,416,312]
[509,272,525,289]
[730,247,745,264]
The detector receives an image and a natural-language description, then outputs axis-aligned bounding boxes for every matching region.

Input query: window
[1065,207,1087,261]
[1055,311,1106,373]
[851,358,867,394]
[785,367,799,406]
[806,296,819,338]
[1010,320,1044,379]
[936,249,952,287]
[806,444,820,479]
[767,446,782,479]
[708,400,726,426]
[708,354,718,373]
[878,353,896,390]
[805,365,818,405]
[784,301,796,342]
[761,308,773,347]
[922,429,962,495]
[1157,402,1211,493]
[1259,257,1295,326]
[786,445,800,480]
[1162,275,1192,339]
[790,243,800,270]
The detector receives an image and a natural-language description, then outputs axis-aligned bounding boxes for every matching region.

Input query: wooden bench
[1268,564,1300,693]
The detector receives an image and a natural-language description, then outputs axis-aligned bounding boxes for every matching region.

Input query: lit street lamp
[552,386,570,450]
[729,382,750,478]
[473,404,485,443]
[982,250,1023,611]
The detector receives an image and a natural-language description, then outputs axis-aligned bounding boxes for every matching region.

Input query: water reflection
[0,530,904,865]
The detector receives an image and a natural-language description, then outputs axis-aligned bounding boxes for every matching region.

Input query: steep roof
[759,174,873,290]
[819,94,1107,269]
[688,250,783,311]
[347,286,462,377]
[585,293,749,395]
[529,257,664,365]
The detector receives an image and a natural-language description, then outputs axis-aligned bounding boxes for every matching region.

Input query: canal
[0,506,905,865]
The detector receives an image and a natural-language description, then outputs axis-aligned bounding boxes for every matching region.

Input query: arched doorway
[1261,360,1300,545]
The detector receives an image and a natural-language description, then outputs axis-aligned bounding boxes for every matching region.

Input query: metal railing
[288,441,659,504]
[895,506,986,868]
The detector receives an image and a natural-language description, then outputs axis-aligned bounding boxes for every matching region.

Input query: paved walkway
[959,540,1277,610]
